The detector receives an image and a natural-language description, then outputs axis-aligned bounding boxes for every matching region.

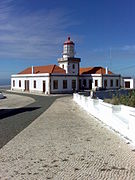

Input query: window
[63,80,67,89]
[116,79,119,87]
[62,64,64,69]
[13,80,15,87]
[72,64,75,69]
[125,81,130,88]
[110,79,113,87]
[34,80,36,88]
[19,80,21,87]
[104,80,107,88]
[72,80,76,90]
[95,80,98,87]
[83,79,87,87]
[53,80,58,89]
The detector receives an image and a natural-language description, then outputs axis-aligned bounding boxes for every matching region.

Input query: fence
[73,93,135,144]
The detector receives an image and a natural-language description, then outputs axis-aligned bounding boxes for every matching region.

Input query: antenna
[109,48,112,70]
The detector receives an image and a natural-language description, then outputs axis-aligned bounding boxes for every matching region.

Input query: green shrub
[104,90,135,107]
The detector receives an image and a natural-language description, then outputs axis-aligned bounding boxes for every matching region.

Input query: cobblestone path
[0,97,135,180]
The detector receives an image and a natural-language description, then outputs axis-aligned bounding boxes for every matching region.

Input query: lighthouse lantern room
[63,37,75,58]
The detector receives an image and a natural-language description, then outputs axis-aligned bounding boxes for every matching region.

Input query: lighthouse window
[62,64,64,69]
[72,64,75,69]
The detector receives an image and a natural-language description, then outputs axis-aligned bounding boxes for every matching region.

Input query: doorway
[89,79,92,90]
[79,79,81,90]
[25,80,29,91]
[43,81,46,93]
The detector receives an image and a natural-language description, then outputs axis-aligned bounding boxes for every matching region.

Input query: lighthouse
[58,37,81,75]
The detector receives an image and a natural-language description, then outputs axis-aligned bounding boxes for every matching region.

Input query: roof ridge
[51,64,56,73]
[34,64,55,68]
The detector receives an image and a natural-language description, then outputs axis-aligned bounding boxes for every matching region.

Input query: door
[25,80,29,91]
[89,79,92,90]
[79,79,81,90]
[43,81,46,93]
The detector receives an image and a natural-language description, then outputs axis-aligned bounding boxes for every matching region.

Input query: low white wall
[73,93,135,144]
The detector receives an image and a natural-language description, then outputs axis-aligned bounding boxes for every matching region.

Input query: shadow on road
[0,107,40,120]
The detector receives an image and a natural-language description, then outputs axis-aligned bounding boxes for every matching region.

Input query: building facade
[11,37,121,94]
[121,77,135,89]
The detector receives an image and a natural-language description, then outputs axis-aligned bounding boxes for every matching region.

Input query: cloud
[0,0,15,20]
[120,45,135,51]
[0,1,80,61]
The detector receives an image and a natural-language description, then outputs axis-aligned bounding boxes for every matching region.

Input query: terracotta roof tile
[80,67,113,75]
[18,65,66,75]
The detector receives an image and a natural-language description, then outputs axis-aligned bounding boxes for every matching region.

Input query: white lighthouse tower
[58,37,81,75]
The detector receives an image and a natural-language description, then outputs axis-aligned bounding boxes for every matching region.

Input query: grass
[104,90,135,107]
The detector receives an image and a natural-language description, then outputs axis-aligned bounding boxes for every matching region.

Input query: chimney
[32,66,34,74]
[105,67,108,74]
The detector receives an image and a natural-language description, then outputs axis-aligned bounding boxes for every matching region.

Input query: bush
[104,90,135,107]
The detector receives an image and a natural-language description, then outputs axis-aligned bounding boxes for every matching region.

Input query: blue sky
[0,0,135,81]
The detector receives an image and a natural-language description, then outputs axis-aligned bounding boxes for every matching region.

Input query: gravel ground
[0,97,135,180]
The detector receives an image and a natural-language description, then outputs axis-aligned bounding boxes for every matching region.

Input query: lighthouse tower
[58,37,81,75]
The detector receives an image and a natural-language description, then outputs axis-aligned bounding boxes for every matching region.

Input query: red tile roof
[18,65,66,75]
[80,67,113,75]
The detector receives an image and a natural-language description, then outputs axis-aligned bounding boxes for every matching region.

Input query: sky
[0,0,135,82]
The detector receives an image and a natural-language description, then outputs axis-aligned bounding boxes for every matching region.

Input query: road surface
[0,95,135,179]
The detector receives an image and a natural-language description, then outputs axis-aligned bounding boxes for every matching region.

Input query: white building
[11,37,121,94]
[122,77,135,89]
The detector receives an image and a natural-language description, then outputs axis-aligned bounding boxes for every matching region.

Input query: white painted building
[122,77,135,89]
[11,37,121,94]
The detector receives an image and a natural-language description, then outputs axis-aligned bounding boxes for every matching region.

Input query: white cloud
[0,1,80,61]
[121,45,135,51]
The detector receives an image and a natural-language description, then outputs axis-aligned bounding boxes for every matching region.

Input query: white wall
[59,61,68,73]
[103,76,121,89]
[73,93,135,145]
[11,74,50,94]
[123,78,135,89]
[51,75,79,93]
[11,74,80,94]
[68,62,79,75]
[59,61,79,75]
[92,75,102,89]
[79,75,120,90]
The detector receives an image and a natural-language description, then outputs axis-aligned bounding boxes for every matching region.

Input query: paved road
[0,96,135,179]
[0,90,61,149]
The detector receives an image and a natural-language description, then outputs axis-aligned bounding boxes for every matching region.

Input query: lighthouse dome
[64,37,74,45]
